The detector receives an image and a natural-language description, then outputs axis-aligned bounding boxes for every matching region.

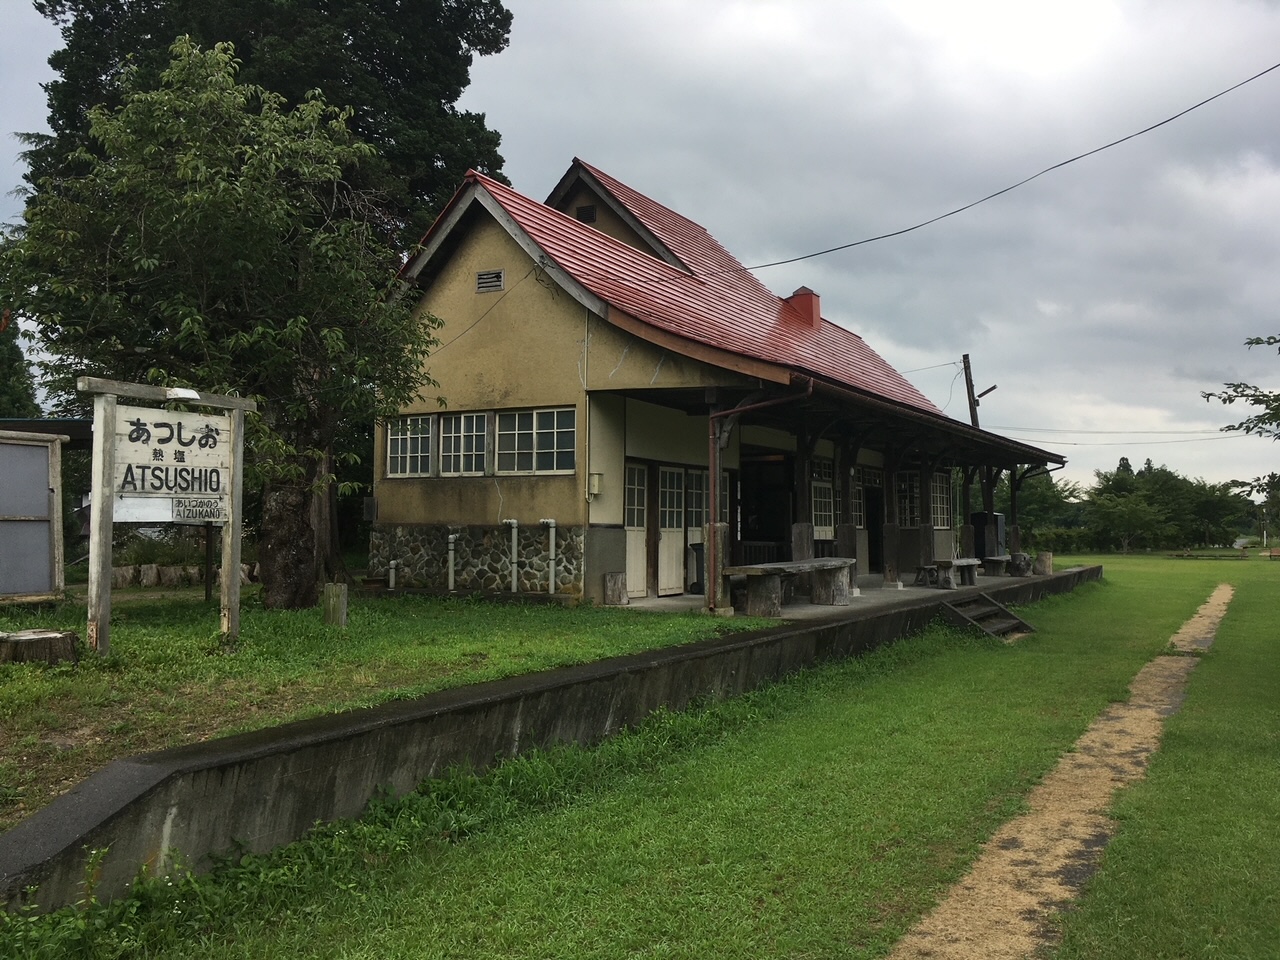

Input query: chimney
[787,286,821,329]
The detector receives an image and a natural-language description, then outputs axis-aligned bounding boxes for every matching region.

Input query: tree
[0,39,440,609]
[1086,491,1170,553]
[0,311,41,418]
[993,471,1086,548]
[1204,335,1280,440]
[29,0,512,239]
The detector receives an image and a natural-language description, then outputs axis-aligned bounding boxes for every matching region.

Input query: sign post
[79,377,257,655]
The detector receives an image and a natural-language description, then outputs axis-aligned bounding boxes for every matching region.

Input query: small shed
[0,430,68,602]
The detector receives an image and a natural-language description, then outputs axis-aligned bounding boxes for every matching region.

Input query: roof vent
[786,287,821,329]
[476,269,504,293]
[575,204,597,224]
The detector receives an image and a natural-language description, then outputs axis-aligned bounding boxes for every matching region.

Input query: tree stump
[138,563,160,588]
[0,630,81,665]
[112,565,138,589]
[1033,552,1054,576]
[604,572,628,606]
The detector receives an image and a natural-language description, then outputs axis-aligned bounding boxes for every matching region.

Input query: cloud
[5,0,1280,488]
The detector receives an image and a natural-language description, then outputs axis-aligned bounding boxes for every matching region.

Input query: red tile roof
[427,162,946,417]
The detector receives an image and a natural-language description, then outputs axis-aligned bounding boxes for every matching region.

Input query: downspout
[706,378,815,612]
[502,518,519,592]
[541,519,556,594]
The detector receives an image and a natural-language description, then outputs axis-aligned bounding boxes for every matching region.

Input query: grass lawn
[3,556,1275,958]
[0,591,772,831]
[1054,555,1280,958]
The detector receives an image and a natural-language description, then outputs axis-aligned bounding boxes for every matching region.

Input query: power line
[987,425,1230,436]
[901,360,962,374]
[1006,434,1247,447]
[715,59,1280,276]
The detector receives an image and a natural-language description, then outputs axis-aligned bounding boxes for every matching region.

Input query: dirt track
[887,584,1234,960]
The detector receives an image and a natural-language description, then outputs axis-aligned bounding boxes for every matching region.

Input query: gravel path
[887,584,1234,960]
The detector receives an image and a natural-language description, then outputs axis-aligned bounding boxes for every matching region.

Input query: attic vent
[574,204,597,224]
[476,269,504,293]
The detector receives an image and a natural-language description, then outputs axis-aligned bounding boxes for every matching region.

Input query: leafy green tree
[1086,491,1171,553]
[0,312,41,418]
[1204,335,1280,440]
[0,39,440,609]
[29,0,512,238]
[1082,457,1251,550]
[993,471,1085,548]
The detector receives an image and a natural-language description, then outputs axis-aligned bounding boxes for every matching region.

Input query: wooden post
[706,522,731,612]
[204,522,214,603]
[87,393,117,656]
[323,582,348,628]
[221,407,245,641]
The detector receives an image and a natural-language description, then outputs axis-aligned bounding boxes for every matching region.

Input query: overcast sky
[5,0,1280,490]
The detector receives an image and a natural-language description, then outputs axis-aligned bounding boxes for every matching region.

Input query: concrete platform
[624,570,1046,621]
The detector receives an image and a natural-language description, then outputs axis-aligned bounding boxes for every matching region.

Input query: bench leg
[959,566,977,587]
[939,569,957,589]
[811,567,850,605]
[745,573,783,617]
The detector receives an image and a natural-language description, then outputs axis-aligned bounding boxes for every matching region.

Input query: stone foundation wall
[369,523,584,596]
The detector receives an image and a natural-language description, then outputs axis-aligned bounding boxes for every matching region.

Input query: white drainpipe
[388,559,398,591]
[502,519,519,592]
[447,534,458,592]
[540,519,556,595]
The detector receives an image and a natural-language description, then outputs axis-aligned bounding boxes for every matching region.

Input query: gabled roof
[406,159,947,419]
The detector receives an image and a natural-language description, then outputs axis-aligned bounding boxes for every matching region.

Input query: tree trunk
[260,476,319,609]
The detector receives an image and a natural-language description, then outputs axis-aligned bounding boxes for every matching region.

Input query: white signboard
[113,405,232,525]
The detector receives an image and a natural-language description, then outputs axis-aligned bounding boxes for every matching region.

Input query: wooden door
[657,466,685,595]
[624,462,648,599]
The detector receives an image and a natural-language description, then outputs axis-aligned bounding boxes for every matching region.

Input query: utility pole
[962,354,1003,557]
[963,353,980,427]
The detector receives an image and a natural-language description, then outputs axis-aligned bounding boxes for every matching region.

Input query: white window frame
[386,415,432,477]
[896,472,921,527]
[625,463,646,529]
[496,407,576,474]
[440,412,487,476]
[811,480,835,540]
[931,471,954,529]
[686,470,708,529]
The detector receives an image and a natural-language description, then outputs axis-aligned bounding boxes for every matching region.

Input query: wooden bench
[722,558,856,617]
[1269,548,1280,560]
[914,558,980,589]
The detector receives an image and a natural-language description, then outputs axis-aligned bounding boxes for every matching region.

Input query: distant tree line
[991,456,1259,554]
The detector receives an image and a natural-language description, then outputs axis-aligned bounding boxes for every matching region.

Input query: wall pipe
[540,519,556,595]
[706,379,815,613]
[446,534,458,592]
[502,519,519,592]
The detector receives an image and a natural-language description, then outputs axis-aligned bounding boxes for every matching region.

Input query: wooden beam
[76,377,257,412]
[606,307,791,384]
[86,394,116,656]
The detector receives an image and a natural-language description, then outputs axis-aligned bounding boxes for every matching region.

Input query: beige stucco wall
[624,398,740,467]
[412,216,588,413]
[556,184,651,252]
[740,425,796,452]
[586,394,625,527]
[375,209,759,533]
